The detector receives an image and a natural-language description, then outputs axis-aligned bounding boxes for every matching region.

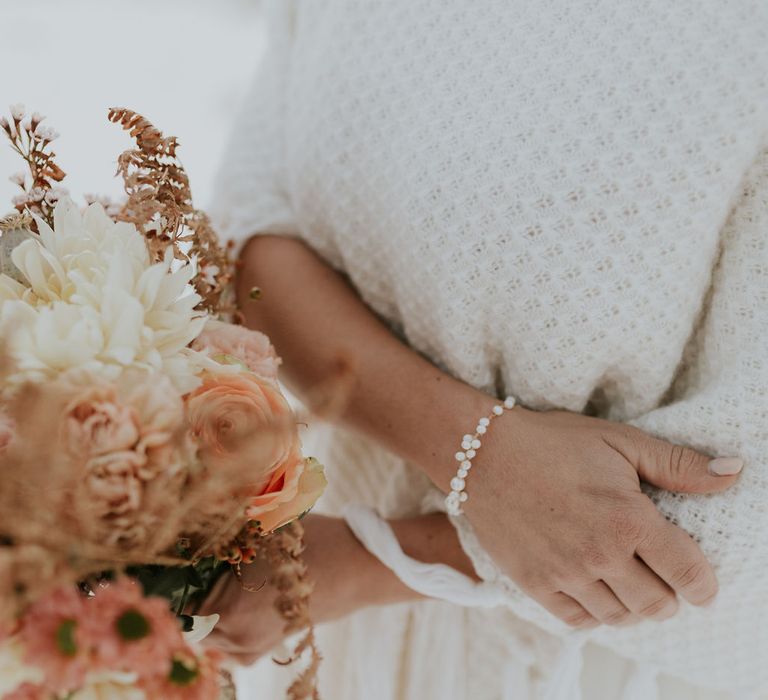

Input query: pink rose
[186,371,299,492]
[191,319,280,381]
[59,372,186,550]
[64,386,139,458]
[246,451,327,533]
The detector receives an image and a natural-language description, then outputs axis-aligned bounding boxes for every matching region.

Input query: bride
[202,1,768,698]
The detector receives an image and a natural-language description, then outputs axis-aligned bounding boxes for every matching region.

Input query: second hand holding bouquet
[0,106,326,700]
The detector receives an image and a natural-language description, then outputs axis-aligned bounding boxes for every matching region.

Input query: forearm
[237,235,495,488]
[302,514,478,619]
[201,512,478,664]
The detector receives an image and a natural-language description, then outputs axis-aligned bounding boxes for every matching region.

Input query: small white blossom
[201,263,220,286]
[36,125,59,141]
[28,188,45,202]
[11,194,28,206]
[44,187,68,206]
[9,103,25,121]
[9,173,25,187]
[30,112,44,126]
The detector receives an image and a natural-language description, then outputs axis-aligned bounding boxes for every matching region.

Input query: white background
[0,0,265,210]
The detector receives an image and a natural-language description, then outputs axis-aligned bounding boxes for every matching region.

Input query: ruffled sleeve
[209,0,298,246]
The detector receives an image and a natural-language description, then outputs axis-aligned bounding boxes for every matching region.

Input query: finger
[605,557,678,620]
[567,580,636,626]
[634,433,743,494]
[531,590,599,629]
[636,506,719,606]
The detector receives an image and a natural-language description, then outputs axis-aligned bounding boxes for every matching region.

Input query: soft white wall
[0,0,265,209]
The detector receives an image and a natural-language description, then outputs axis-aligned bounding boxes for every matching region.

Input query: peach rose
[186,371,298,488]
[191,319,280,381]
[246,452,327,533]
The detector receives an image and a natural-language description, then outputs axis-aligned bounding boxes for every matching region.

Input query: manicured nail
[708,457,744,476]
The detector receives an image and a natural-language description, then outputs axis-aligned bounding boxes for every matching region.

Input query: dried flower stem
[255,521,321,700]
[2,105,66,227]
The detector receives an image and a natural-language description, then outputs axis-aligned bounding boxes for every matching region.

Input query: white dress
[211,1,768,698]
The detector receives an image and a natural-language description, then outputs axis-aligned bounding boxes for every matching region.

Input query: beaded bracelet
[444,395,517,516]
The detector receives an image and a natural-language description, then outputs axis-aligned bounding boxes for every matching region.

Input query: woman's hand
[236,236,742,631]
[464,406,742,628]
[198,514,473,665]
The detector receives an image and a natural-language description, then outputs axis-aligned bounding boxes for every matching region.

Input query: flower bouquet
[0,105,326,700]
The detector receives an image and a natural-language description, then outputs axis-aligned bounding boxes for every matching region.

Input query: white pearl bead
[463,434,474,443]
[479,417,490,426]
[493,405,504,416]
[476,425,487,434]
[466,449,476,459]
[504,396,516,409]
[471,439,481,449]
[455,451,466,462]
[461,460,471,469]
[459,492,468,502]
[450,477,466,491]
[461,440,472,450]
[458,468,468,478]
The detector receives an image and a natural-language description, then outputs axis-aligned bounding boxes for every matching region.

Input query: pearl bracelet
[444,395,516,516]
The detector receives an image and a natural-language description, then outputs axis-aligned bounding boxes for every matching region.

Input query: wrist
[411,378,499,490]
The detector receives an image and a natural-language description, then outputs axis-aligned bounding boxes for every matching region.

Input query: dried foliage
[108,108,235,314]
[254,521,321,700]
[1,104,66,229]
[0,210,33,234]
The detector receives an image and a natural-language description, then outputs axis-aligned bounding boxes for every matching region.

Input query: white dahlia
[0,198,207,393]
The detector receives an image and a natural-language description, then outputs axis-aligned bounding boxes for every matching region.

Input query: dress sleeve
[209,0,298,247]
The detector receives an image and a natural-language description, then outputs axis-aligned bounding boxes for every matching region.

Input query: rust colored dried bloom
[253,521,321,700]
[108,108,235,314]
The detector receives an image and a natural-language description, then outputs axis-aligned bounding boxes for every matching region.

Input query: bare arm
[237,235,493,485]
[233,235,742,631]
[201,513,479,665]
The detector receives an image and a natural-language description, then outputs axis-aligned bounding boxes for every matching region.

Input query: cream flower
[0,638,44,696]
[71,671,146,700]
[0,198,207,393]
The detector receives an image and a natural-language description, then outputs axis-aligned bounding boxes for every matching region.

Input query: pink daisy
[2,682,47,700]
[139,647,222,700]
[18,585,93,694]
[89,577,184,679]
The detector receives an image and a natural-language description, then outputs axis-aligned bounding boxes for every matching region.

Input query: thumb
[633,435,743,494]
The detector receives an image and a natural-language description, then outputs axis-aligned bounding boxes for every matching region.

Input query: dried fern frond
[108,107,235,313]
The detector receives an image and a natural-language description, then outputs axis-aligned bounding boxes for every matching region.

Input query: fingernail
[708,457,744,476]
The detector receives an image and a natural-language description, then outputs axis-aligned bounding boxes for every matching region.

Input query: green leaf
[169,657,199,686]
[116,609,151,641]
[56,619,77,657]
